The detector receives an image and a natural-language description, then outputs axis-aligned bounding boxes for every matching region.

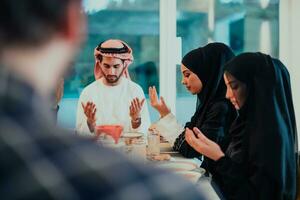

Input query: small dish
[156,161,197,171]
[122,132,143,138]
[122,132,144,145]
[175,170,204,183]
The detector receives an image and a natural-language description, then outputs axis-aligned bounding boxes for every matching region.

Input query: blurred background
[58,0,299,135]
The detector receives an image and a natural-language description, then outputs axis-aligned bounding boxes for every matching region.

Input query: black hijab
[224,52,297,199]
[181,42,235,127]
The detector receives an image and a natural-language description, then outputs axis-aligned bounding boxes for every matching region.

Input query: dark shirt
[173,100,234,182]
[214,54,297,200]
[0,69,207,200]
[215,117,296,200]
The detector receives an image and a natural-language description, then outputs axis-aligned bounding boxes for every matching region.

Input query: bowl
[122,132,144,145]
[95,125,123,144]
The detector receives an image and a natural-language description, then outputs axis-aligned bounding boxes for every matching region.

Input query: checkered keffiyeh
[93,39,133,80]
[0,68,206,200]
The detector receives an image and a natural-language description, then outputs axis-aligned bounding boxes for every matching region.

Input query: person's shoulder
[79,80,99,96]
[126,79,145,94]
[208,98,232,114]
[126,78,142,88]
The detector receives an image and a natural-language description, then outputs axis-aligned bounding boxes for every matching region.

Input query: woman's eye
[231,84,238,90]
[184,73,190,78]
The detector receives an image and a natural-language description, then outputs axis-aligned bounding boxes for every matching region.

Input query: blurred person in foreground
[0,0,207,199]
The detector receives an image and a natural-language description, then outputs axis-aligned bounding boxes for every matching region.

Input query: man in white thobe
[76,39,150,136]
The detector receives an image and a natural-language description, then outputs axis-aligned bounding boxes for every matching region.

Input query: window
[176,0,279,124]
[59,0,160,128]
[58,0,279,128]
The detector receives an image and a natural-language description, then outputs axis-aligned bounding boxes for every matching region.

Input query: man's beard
[103,67,126,84]
[105,74,120,83]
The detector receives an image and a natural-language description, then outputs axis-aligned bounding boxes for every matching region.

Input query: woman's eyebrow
[182,70,190,74]
[227,80,237,84]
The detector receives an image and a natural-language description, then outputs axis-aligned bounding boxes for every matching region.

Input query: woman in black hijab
[186,52,298,199]
[149,43,236,175]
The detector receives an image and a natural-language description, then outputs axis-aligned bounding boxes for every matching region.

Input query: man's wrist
[131,117,141,123]
[160,110,170,118]
[131,117,141,129]
[87,120,95,132]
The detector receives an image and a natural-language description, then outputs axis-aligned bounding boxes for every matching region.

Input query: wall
[280,0,300,145]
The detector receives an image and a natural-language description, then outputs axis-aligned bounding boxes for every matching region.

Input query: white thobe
[151,113,184,145]
[76,77,151,136]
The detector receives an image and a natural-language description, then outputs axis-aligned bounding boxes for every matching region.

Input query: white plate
[156,161,197,171]
[122,132,143,138]
[175,170,204,183]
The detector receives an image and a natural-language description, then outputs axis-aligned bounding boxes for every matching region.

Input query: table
[158,143,222,200]
[100,137,222,199]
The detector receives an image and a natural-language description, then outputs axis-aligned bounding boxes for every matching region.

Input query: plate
[97,137,125,149]
[156,161,197,171]
[175,170,204,183]
[122,132,143,138]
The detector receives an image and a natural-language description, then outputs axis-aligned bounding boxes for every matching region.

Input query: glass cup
[147,130,160,159]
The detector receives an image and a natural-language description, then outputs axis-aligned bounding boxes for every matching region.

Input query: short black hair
[96,54,104,63]
[0,0,80,50]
